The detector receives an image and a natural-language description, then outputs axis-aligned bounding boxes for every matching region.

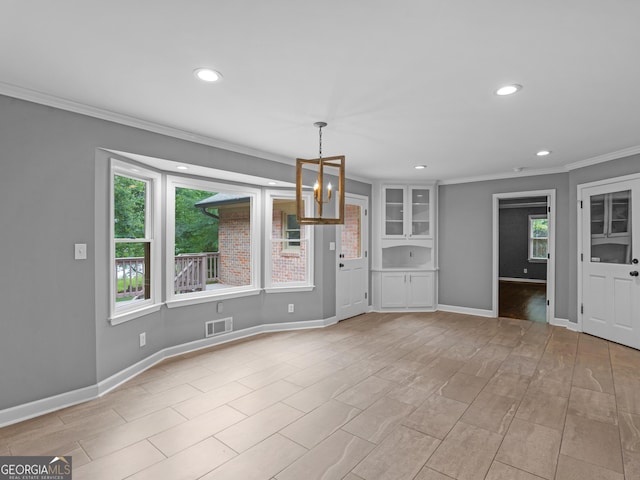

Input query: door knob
[339,263,344,268]
[630,271,639,277]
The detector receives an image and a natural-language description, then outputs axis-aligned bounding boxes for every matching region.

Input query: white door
[336,196,369,321]
[581,178,640,349]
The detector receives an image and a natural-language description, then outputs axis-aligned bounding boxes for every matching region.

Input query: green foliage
[532,218,548,238]
[114,176,219,257]
[175,187,219,254]
[114,175,147,257]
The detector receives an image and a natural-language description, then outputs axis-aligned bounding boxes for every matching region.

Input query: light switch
[74,243,87,260]
[329,242,336,251]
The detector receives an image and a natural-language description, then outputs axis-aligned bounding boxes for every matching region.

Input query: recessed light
[176,165,189,170]
[414,165,427,170]
[267,181,277,185]
[495,84,522,96]
[536,150,551,156]
[513,167,524,172]
[194,68,223,83]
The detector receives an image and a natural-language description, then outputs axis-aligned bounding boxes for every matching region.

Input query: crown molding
[2,81,638,186]
[438,166,567,186]
[565,145,640,171]
[0,81,293,165]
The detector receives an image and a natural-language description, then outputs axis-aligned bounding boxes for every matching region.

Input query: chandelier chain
[318,125,323,160]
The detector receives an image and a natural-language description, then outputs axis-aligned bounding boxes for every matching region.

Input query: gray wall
[439,155,640,322]
[499,206,548,280]
[568,153,640,321]
[438,174,570,316]
[0,95,370,410]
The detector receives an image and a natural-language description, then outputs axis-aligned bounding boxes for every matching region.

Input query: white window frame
[529,214,548,262]
[109,160,162,325]
[264,190,314,293]
[166,176,262,307]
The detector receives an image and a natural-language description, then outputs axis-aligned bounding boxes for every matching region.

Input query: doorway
[578,174,640,349]
[335,194,369,321]
[492,190,556,323]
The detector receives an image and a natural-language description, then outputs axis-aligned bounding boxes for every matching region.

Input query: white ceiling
[2,0,640,182]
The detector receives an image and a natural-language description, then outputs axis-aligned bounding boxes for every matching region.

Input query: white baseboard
[0,384,99,429]
[551,317,580,332]
[437,304,495,318]
[499,277,547,284]
[0,317,338,428]
[372,308,437,313]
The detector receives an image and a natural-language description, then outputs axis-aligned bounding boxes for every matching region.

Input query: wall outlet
[523,268,528,274]
[74,243,87,260]
[217,302,223,313]
[139,332,146,348]
[288,304,294,313]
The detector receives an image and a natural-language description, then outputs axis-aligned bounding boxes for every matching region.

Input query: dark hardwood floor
[499,280,547,322]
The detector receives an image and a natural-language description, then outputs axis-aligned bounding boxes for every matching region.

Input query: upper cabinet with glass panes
[383,185,432,239]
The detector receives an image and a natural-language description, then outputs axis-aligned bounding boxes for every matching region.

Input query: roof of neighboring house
[194,193,251,208]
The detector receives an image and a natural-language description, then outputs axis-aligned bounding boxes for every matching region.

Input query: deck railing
[115,252,219,299]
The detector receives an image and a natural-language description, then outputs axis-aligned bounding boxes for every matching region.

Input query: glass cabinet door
[411,188,430,236]
[384,187,405,236]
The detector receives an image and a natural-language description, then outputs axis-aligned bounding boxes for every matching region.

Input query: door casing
[335,193,370,321]
[577,172,640,334]
[492,189,556,322]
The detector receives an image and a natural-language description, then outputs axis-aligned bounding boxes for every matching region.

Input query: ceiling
[2,1,640,182]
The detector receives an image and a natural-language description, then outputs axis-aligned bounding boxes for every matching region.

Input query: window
[529,215,548,261]
[282,212,301,252]
[265,191,314,291]
[166,177,261,305]
[110,161,161,323]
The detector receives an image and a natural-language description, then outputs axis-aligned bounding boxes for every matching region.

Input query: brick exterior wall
[341,203,361,259]
[271,209,306,283]
[219,207,251,286]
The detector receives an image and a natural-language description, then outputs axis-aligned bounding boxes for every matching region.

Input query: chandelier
[296,122,345,225]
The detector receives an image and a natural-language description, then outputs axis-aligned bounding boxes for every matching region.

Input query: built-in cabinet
[384,185,432,238]
[373,182,437,311]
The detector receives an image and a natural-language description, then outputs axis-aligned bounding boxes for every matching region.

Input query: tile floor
[1,311,640,480]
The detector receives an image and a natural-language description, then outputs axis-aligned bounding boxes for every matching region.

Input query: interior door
[582,178,640,349]
[336,196,368,321]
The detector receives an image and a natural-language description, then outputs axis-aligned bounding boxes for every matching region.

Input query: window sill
[528,259,548,264]
[110,304,162,326]
[166,288,261,308]
[264,285,315,294]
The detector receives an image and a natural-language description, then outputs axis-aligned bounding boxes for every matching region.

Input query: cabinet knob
[339,263,345,268]
[631,271,639,277]
[633,258,639,264]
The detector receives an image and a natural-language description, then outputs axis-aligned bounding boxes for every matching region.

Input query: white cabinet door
[382,185,433,240]
[409,187,431,238]
[383,186,406,238]
[407,272,434,308]
[582,178,640,349]
[380,272,407,308]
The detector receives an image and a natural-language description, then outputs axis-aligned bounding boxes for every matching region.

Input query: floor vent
[205,317,233,338]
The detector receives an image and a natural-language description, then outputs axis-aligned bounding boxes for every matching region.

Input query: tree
[174,187,219,254]
[114,175,146,258]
